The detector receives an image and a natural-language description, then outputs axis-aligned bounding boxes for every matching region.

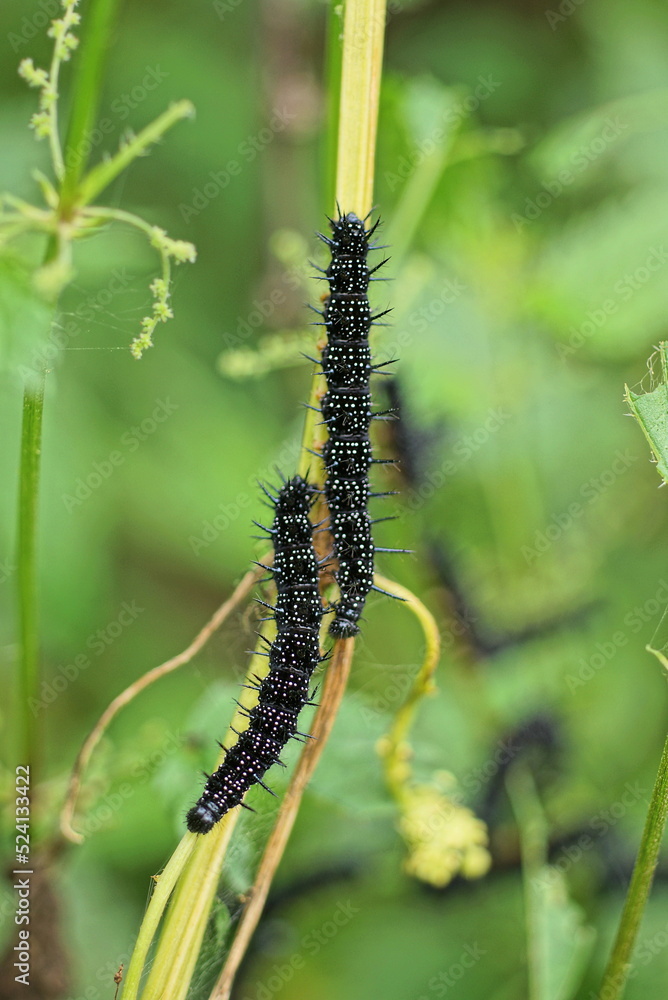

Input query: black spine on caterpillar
[317,212,389,638]
[186,476,323,834]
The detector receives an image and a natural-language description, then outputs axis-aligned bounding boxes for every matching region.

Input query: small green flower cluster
[4,0,196,359]
[19,0,80,144]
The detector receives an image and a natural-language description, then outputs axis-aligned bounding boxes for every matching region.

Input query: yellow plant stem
[121,0,389,994]
[208,637,356,1000]
[375,573,441,797]
[336,0,387,215]
[120,835,197,1000]
[120,635,272,1000]
[141,821,238,1000]
[76,101,195,207]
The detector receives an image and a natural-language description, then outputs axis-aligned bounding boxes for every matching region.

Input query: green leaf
[626,345,668,483]
[528,865,597,1000]
[646,604,668,672]
[508,765,596,1000]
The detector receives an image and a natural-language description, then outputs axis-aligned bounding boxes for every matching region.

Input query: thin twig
[60,565,265,843]
[208,637,356,1000]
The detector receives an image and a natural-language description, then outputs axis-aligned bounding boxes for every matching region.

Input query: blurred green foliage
[2,0,668,997]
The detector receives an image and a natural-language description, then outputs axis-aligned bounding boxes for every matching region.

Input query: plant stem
[119,630,273,1000]
[119,835,197,1000]
[506,763,549,1000]
[60,0,122,207]
[597,733,668,1000]
[16,373,46,772]
[77,101,195,207]
[375,573,440,796]
[323,0,344,208]
[208,637,356,1000]
[335,0,386,214]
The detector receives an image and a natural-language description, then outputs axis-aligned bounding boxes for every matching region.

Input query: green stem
[597,733,668,1000]
[16,374,46,772]
[60,0,122,206]
[77,100,195,207]
[323,0,344,209]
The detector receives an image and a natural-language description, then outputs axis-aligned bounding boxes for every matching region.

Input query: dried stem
[60,565,264,843]
[208,637,356,1000]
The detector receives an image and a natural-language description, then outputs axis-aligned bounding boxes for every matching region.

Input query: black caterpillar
[314,212,396,637]
[186,475,324,834]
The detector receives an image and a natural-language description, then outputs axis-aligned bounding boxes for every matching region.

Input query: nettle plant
[3,0,196,845]
[1,0,196,363]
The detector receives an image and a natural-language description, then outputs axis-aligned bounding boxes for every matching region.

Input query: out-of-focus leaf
[531,90,668,180]
[508,766,596,1000]
[527,865,596,1000]
[646,605,668,672]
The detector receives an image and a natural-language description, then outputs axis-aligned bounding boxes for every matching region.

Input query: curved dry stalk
[208,636,356,1000]
[60,564,265,843]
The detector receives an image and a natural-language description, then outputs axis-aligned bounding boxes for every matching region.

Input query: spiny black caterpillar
[186,475,324,834]
[312,211,399,638]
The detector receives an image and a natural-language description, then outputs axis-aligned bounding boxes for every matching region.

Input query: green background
[2,0,668,997]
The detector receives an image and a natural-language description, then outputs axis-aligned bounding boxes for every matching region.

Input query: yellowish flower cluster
[130,229,197,359]
[18,0,80,141]
[397,776,491,888]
